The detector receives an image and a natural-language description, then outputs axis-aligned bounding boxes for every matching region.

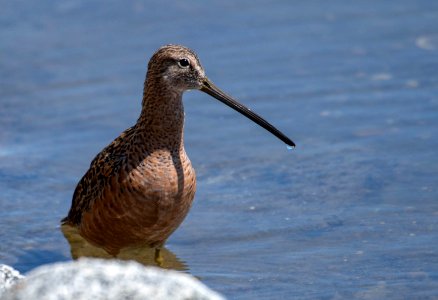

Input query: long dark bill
[201,79,295,147]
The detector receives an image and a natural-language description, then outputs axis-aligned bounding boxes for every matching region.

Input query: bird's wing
[62,126,159,228]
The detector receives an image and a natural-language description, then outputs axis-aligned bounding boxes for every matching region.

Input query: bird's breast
[78,148,197,252]
[129,148,196,202]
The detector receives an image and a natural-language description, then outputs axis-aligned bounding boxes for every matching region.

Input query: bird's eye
[178,58,190,68]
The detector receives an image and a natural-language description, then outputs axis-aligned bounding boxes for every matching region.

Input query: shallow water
[1,1,438,299]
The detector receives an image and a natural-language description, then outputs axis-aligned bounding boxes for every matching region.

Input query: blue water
[1,1,438,299]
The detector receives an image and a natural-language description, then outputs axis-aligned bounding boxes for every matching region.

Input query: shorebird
[62,45,294,256]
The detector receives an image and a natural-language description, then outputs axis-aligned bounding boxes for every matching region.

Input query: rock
[0,264,24,296]
[2,258,225,300]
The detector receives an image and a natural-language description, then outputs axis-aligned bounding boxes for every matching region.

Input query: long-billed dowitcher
[62,45,294,255]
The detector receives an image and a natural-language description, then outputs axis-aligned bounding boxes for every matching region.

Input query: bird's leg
[154,247,164,266]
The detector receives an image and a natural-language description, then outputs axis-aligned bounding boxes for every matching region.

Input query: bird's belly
[79,153,196,253]
[134,159,197,244]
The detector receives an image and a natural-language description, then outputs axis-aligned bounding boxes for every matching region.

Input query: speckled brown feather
[63,44,294,255]
[63,45,201,254]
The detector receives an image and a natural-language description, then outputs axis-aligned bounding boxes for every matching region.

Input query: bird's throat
[137,84,185,150]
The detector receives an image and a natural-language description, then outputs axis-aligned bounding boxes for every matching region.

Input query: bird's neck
[136,78,185,150]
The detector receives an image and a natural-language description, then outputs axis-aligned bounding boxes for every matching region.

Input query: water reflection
[61,224,188,271]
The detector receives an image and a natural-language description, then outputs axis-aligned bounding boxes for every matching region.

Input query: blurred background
[1,1,437,299]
